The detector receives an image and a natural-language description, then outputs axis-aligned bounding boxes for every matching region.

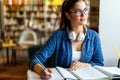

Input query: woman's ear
[65,12,70,19]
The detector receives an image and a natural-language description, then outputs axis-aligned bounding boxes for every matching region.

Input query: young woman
[29,0,104,79]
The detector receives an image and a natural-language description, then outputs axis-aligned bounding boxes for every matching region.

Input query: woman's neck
[71,25,84,34]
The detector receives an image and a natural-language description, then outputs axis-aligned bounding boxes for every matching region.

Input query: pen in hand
[35,56,52,78]
[39,68,52,79]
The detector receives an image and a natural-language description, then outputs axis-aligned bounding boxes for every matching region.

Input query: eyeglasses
[70,7,89,16]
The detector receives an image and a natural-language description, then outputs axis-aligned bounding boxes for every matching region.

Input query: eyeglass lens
[75,8,89,16]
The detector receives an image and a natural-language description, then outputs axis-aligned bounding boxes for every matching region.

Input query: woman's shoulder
[86,28,100,39]
[87,28,98,35]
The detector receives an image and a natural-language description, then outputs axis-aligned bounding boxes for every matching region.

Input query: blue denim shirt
[29,28,104,70]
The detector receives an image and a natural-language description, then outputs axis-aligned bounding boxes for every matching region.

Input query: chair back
[18,28,38,45]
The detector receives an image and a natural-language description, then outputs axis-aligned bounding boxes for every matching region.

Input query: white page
[27,69,64,80]
[72,67,108,80]
[94,66,120,78]
[56,67,77,80]
[51,68,64,80]
[27,70,40,80]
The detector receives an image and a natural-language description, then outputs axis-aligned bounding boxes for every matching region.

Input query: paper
[27,68,64,80]
[56,67,77,80]
[94,66,120,78]
[71,67,108,80]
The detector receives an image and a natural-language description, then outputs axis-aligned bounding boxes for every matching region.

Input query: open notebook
[94,66,120,79]
[27,68,65,80]
[27,66,120,80]
[56,66,108,80]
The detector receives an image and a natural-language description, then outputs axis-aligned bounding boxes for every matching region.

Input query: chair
[13,28,39,65]
[0,40,5,70]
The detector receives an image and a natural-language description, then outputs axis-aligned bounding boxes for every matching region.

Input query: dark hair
[59,0,87,30]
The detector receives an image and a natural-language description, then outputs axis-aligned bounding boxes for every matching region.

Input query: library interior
[0,0,120,80]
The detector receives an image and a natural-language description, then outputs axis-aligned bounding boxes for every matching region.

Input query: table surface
[2,43,16,48]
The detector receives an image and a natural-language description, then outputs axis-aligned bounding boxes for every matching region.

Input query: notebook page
[94,66,120,78]
[56,67,77,80]
[72,67,108,80]
[50,68,64,80]
[27,68,64,80]
[27,70,40,80]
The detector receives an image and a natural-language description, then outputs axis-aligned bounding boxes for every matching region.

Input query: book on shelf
[27,66,120,80]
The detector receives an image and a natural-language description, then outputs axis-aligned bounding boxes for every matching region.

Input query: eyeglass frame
[69,7,90,16]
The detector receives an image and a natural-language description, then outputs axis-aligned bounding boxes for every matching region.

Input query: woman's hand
[69,61,91,71]
[34,64,52,79]
[39,68,52,79]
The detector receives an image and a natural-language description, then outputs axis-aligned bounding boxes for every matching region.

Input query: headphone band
[67,25,87,41]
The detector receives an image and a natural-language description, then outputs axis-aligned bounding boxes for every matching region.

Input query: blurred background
[1,0,119,80]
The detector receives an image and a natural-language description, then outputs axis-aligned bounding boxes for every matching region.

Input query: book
[55,66,120,80]
[27,66,120,80]
[94,66,120,79]
[56,66,77,80]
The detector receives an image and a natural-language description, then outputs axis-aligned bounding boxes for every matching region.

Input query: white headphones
[67,26,87,42]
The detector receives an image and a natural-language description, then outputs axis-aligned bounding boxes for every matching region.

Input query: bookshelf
[3,0,44,44]
[0,0,4,39]
[90,0,100,33]
[2,0,61,44]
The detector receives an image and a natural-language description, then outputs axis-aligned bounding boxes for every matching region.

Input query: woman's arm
[29,31,58,70]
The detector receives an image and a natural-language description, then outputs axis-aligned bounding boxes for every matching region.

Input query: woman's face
[66,1,89,26]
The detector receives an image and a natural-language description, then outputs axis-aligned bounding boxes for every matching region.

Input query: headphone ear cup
[77,33,85,41]
[69,31,76,40]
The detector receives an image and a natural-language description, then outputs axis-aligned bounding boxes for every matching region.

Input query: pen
[114,47,120,58]
[35,56,50,74]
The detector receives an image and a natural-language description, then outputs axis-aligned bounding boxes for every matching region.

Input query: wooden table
[2,43,16,65]
[13,45,29,65]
